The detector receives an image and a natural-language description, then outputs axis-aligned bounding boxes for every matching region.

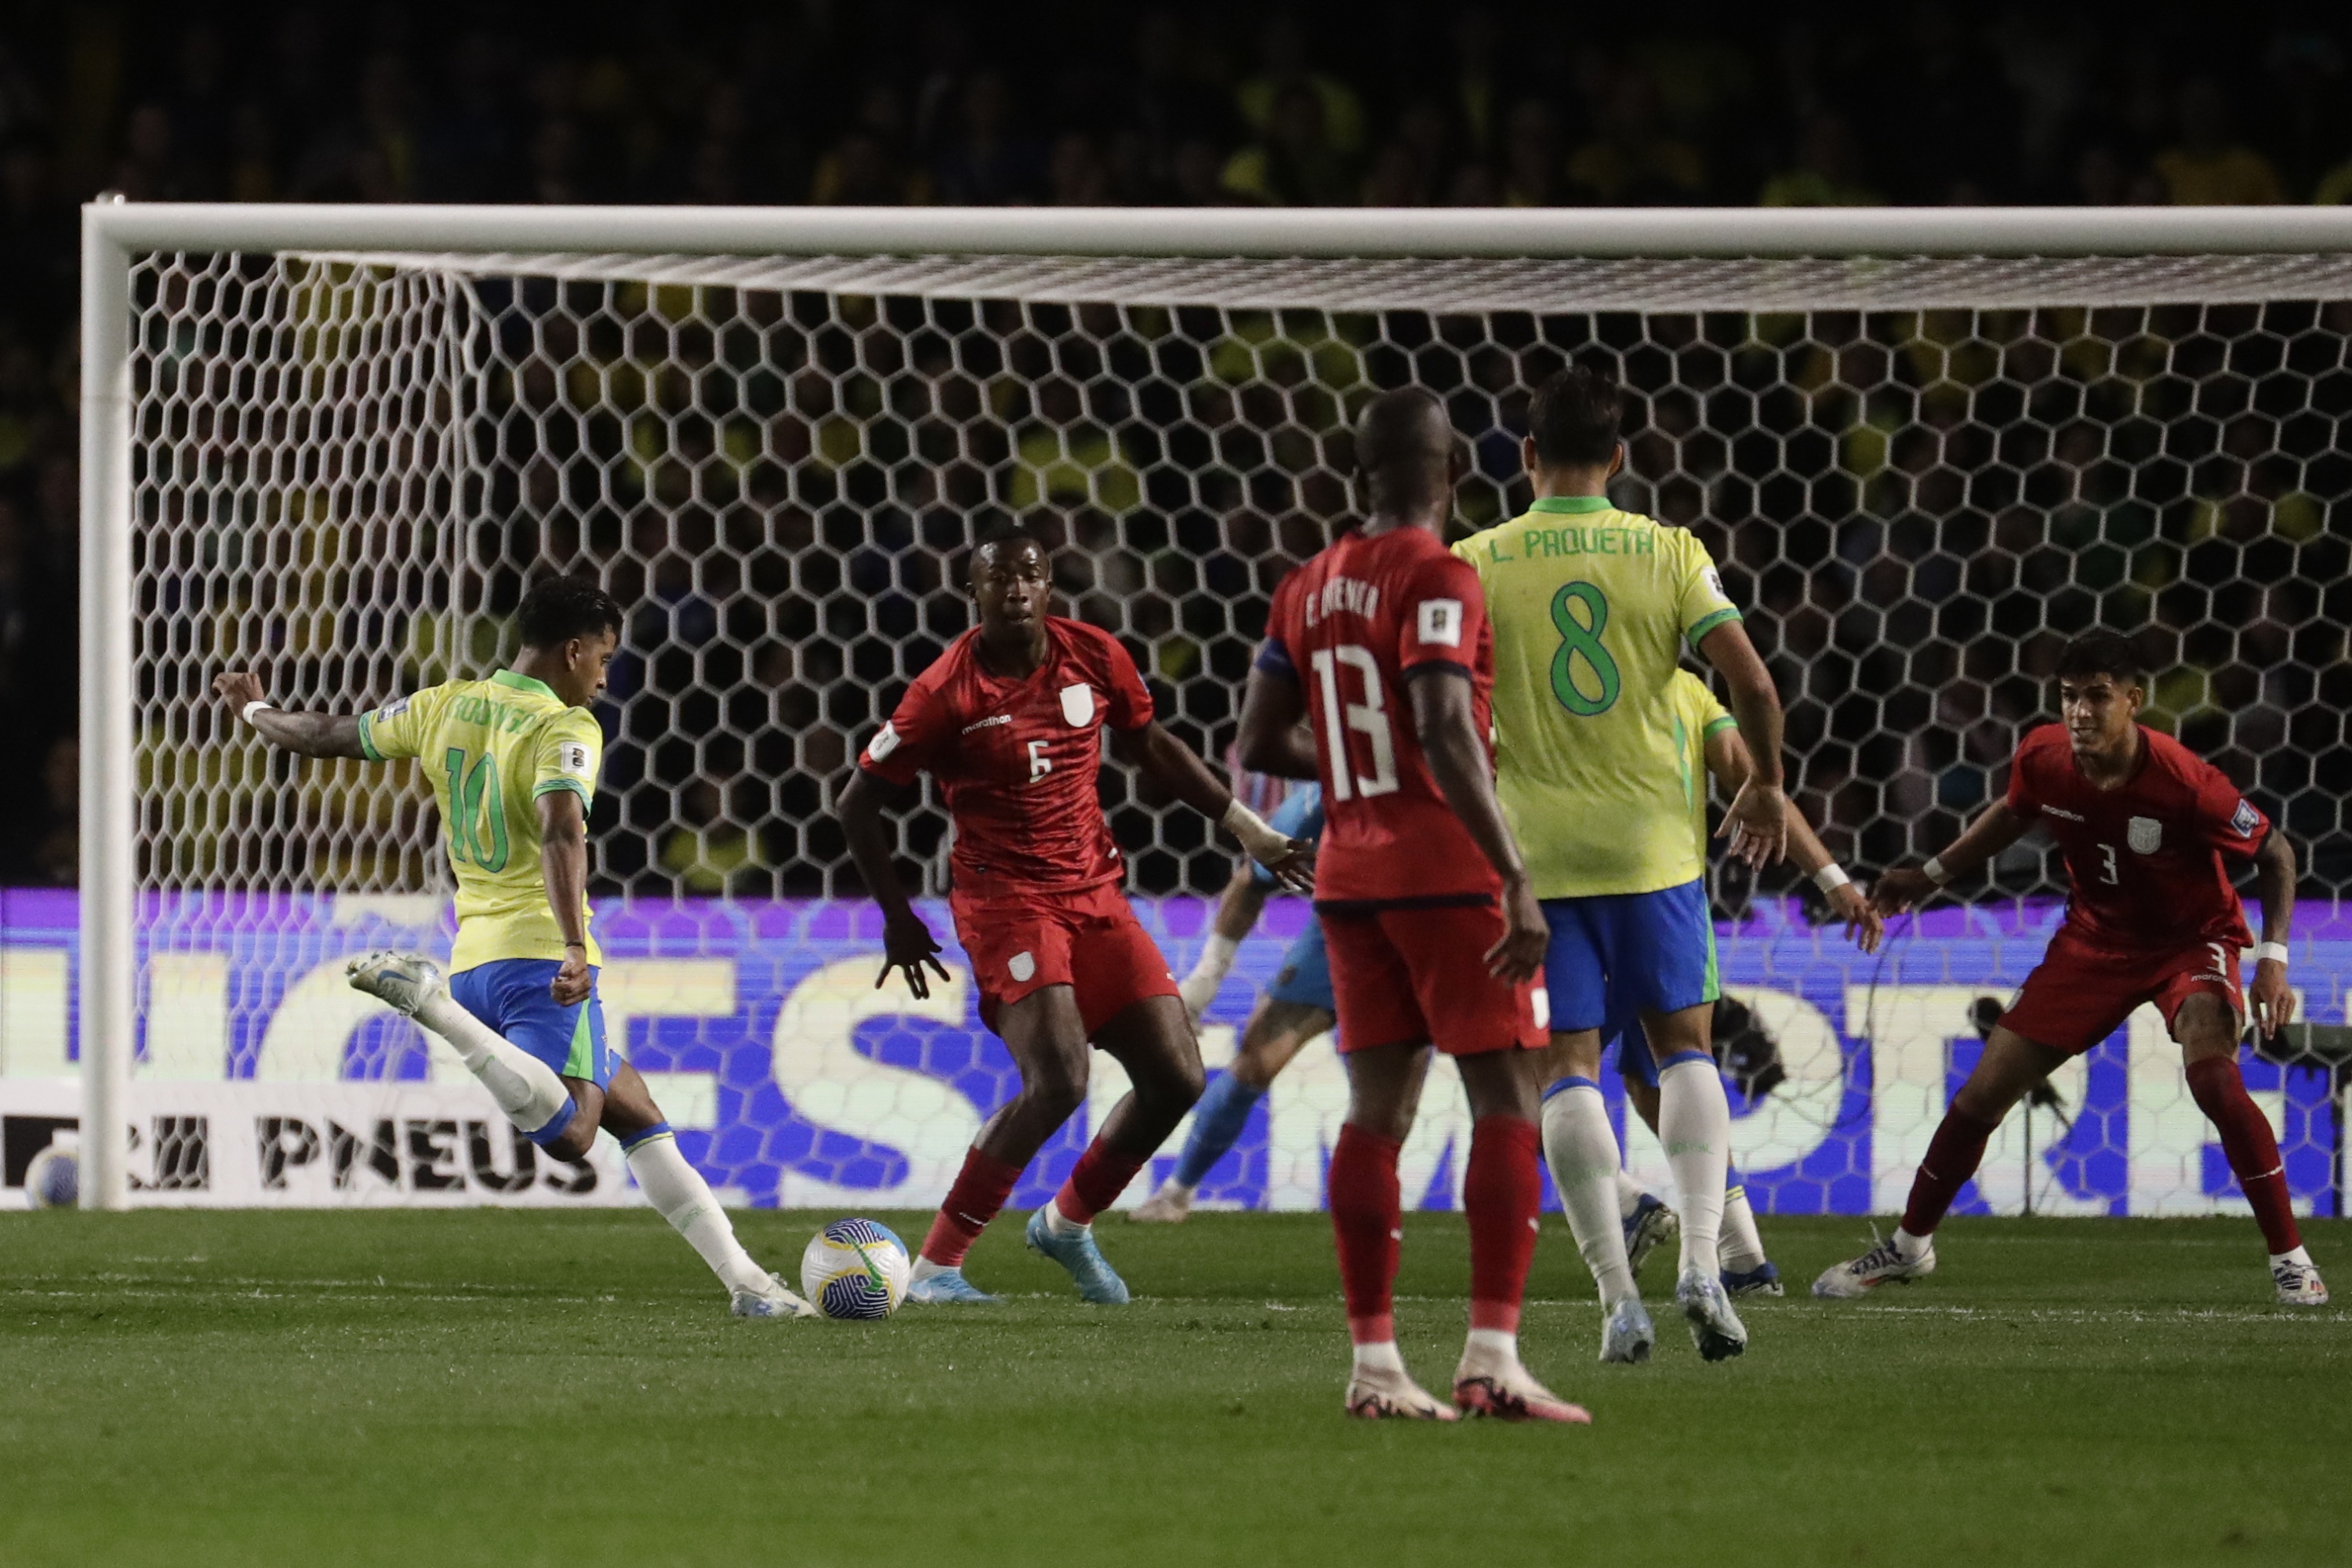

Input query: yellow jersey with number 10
[357,670,606,972]
[1452,495,1741,899]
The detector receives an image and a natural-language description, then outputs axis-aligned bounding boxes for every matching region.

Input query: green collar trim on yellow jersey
[490,670,558,699]
[1528,495,1616,515]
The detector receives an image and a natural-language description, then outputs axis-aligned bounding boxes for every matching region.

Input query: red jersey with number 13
[2004,722,2267,951]
[1261,526,1499,907]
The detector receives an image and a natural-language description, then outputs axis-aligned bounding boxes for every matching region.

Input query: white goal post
[70,201,2352,1212]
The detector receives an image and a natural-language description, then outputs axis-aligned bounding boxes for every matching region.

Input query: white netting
[46,244,2352,1218]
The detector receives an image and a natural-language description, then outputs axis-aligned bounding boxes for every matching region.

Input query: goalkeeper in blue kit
[214,575,813,1319]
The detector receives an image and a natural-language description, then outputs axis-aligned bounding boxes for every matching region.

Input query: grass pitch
[0,1208,2344,1567]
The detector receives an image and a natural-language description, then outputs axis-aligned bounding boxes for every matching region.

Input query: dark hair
[1526,364,1625,467]
[515,575,624,649]
[2053,628,2144,687]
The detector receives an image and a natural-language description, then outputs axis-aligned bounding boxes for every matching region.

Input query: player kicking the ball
[1240,387,1586,1424]
[216,577,815,1319]
[1817,629,2327,1307]
[838,523,1308,1307]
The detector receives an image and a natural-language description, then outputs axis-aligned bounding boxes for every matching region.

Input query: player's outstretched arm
[836,768,952,999]
[1405,671,1546,982]
[2249,829,2299,1037]
[1179,864,1273,1025]
[212,670,368,759]
[1704,725,1882,953]
[1871,801,2031,916]
[1695,621,1788,869]
[537,789,594,1007]
[1112,720,1312,891]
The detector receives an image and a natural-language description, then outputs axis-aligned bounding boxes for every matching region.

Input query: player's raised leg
[347,950,579,1145]
[1029,992,1206,1302]
[2176,996,2328,1305]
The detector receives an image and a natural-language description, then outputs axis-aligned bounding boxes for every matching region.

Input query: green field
[0,1207,2345,1567]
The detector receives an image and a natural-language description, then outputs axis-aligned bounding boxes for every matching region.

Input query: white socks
[1893,1226,1932,1259]
[1541,1083,1638,1307]
[2273,1244,2313,1268]
[1041,1200,1091,1238]
[1462,1327,1516,1367]
[416,991,575,1138]
[1658,1055,1731,1276]
[1613,1167,1647,1220]
[626,1132,772,1298]
[1719,1183,1767,1272]
[1352,1338,1406,1375]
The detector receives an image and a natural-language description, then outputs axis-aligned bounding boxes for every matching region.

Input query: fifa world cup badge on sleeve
[1417,598,1463,647]
[2128,816,2162,855]
[558,741,592,777]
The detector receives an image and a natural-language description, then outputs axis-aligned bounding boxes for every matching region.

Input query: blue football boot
[1721,1260,1784,1298]
[905,1265,999,1305]
[1025,1207,1132,1305]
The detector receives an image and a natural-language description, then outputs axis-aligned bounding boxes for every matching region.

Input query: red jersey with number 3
[2004,723,2267,951]
[1261,526,1499,906]
[858,618,1153,898]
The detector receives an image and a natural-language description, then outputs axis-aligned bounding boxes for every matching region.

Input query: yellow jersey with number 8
[357,670,605,971]
[1452,495,1741,898]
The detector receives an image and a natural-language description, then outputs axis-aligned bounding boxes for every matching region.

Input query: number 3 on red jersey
[1309,645,1399,800]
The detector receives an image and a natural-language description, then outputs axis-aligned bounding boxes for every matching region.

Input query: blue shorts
[1264,919,1336,1014]
[1541,880,1719,1035]
[446,959,615,1090]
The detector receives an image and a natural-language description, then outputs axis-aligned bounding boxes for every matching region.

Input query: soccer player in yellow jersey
[212,577,814,1319]
[1581,670,1882,1298]
[1454,365,1791,1363]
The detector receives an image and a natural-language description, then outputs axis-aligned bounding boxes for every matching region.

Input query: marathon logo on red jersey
[1303,575,1381,627]
[2230,800,2260,837]
[960,713,1011,735]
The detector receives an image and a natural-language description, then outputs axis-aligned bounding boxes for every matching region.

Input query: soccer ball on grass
[800,1218,911,1319]
[24,1142,78,1210]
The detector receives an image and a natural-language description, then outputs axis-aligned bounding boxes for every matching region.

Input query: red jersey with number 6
[858,618,1154,898]
[2004,722,2267,951]
[1261,526,1499,907]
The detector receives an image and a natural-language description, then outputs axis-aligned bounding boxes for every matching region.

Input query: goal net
[27,206,2351,1221]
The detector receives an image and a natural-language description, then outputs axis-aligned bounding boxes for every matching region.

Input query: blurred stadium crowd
[5,2,2352,891]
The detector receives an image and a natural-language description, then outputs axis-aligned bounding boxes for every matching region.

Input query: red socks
[1328,1123,1403,1344]
[1054,1134,1152,1226]
[919,1146,1023,1267]
[2186,1055,2303,1254]
[1900,1107,2001,1237]
[1464,1115,1541,1334]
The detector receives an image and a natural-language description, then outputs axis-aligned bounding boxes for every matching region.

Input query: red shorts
[949,881,1178,1038]
[1999,924,2245,1056]
[1320,900,1545,1057]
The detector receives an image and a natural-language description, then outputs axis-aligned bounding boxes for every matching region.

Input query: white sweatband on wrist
[2256,942,2290,967]
[241,700,275,725]
[1221,798,1293,863]
[1187,933,1241,986]
[1813,864,1852,894]
[1922,855,1953,887]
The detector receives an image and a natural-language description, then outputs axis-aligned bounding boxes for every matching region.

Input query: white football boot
[1813,1230,1936,1300]
[1345,1365,1459,1421]
[1675,1265,1748,1362]
[2274,1255,2329,1307]
[731,1272,821,1319]
[1127,1179,1194,1224]
[1452,1349,1592,1425]
[1599,1297,1655,1364]
[345,949,447,1015]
